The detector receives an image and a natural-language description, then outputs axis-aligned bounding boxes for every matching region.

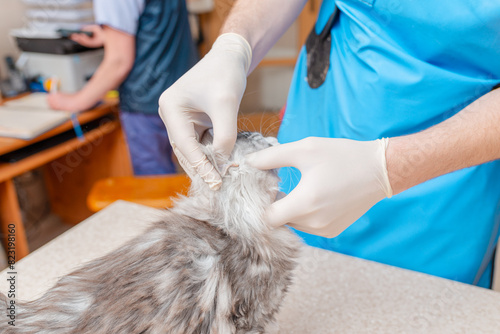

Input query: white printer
[10,0,103,93]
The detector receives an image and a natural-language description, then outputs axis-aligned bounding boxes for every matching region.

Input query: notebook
[0,93,73,140]
[4,93,55,110]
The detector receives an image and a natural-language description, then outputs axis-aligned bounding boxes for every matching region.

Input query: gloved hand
[246,137,393,238]
[158,33,252,190]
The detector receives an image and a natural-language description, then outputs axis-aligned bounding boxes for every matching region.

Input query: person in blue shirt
[159,0,500,288]
[49,0,198,175]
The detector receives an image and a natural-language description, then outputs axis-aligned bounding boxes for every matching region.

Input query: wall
[0,0,26,78]
[240,21,298,113]
[0,0,296,108]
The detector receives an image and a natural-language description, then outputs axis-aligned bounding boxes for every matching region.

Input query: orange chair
[87,174,191,212]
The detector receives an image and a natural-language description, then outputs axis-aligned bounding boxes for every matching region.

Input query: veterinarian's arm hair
[386,88,500,194]
[221,0,308,73]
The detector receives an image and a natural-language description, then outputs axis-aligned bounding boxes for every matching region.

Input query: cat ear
[200,130,232,177]
[200,129,215,146]
[264,136,279,146]
[205,149,237,178]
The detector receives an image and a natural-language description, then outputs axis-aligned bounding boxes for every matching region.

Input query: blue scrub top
[279,0,500,287]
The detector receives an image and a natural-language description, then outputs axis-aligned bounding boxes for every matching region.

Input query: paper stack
[0,93,72,140]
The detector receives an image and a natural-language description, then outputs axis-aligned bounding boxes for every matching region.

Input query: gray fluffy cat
[0,132,300,334]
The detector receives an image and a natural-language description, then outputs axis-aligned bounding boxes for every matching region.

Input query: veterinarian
[49,0,198,175]
[159,0,500,288]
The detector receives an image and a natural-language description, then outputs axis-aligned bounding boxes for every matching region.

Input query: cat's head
[172,131,280,238]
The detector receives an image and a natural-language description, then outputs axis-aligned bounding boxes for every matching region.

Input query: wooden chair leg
[0,180,29,261]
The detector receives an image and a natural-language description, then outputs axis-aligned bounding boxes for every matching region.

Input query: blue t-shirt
[94,0,198,114]
[279,0,500,288]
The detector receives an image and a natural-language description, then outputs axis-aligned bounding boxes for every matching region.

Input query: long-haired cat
[0,132,300,334]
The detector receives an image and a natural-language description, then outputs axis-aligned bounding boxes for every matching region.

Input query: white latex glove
[159,33,252,190]
[246,137,393,238]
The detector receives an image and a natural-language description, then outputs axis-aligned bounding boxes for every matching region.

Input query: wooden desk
[0,99,132,261]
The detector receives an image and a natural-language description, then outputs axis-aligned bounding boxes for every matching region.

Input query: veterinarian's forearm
[221,0,308,73]
[76,27,135,109]
[386,88,500,194]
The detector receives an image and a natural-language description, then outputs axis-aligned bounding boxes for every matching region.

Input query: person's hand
[47,93,86,112]
[158,33,252,190]
[70,25,105,48]
[246,137,393,238]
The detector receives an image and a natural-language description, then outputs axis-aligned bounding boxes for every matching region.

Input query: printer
[10,0,103,93]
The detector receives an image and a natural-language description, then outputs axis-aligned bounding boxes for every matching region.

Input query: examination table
[1,201,499,333]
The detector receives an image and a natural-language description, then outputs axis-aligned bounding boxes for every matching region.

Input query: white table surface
[1,201,499,333]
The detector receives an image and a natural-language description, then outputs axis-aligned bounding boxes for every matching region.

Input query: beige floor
[26,213,72,252]
[0,213,72,271]
[0,170,73,270]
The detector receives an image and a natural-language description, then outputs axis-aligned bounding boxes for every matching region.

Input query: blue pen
[50,77,85,141]
[71,113,85,141]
